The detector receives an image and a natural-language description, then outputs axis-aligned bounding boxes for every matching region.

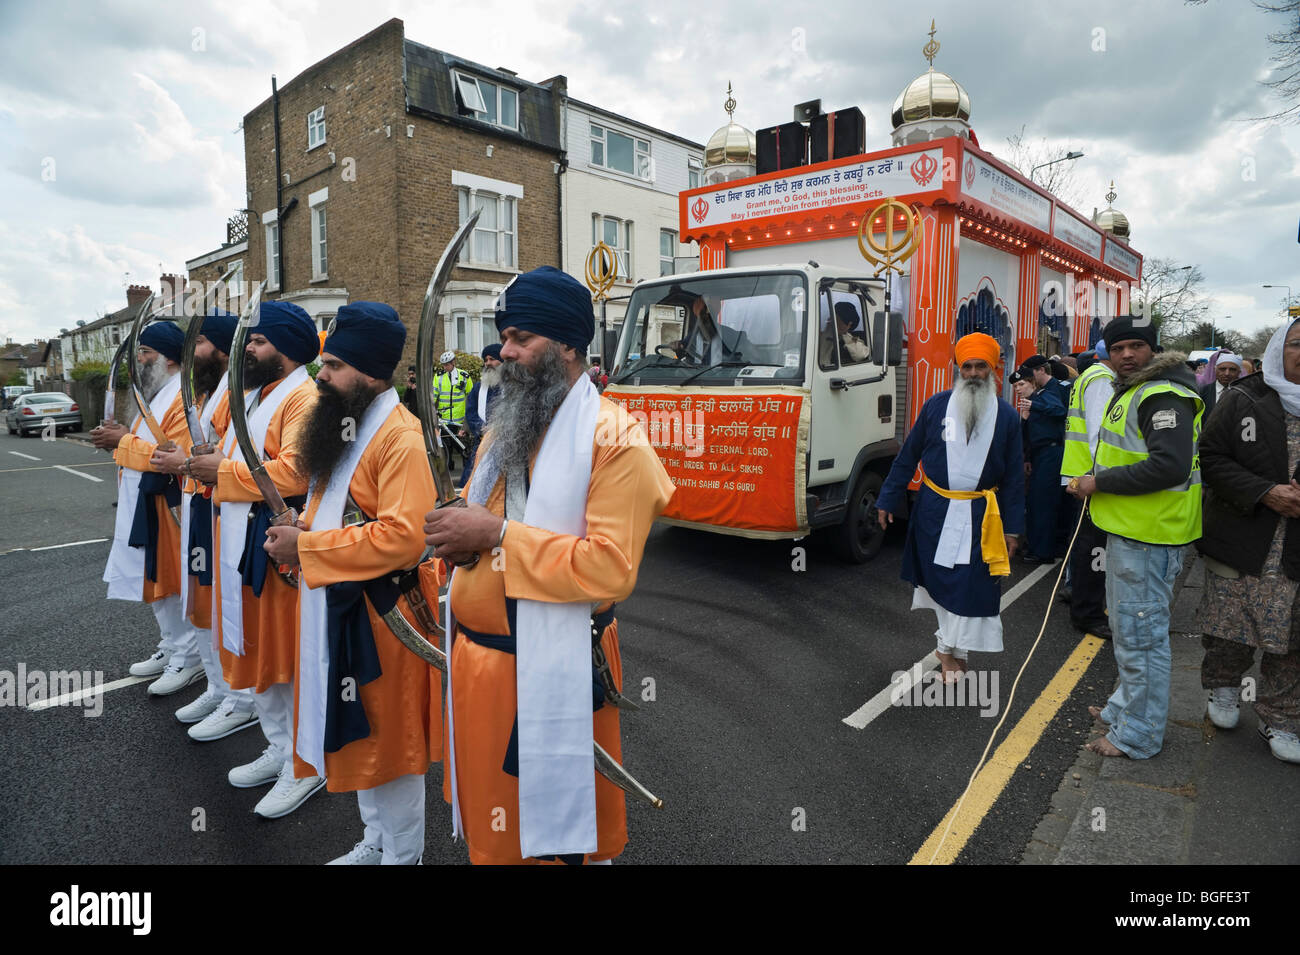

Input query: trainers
[253,771,327,819]
[326,841,383,865]
[1258,724,1300,764]
[1207,687,1240,730]
[190,696,259,742]
[174,686,222,724]
[128,650,167,678]
[228,746,283,788]
[148,664,204,697]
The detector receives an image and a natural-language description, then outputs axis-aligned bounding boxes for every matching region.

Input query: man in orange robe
[93,321,204,697]
[188,301,322,819]
[423,267,673,865]
[264,302,443,864]
[150,311,259,738]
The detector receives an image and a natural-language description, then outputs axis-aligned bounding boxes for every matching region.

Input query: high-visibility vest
[432,369,468,423]
[1061,362,1116,478]
[1090,379,1203,545]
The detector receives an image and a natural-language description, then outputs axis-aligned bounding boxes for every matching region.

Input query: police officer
[1068,317,1204,759]
[1013,354,1069,564]
[432,349,469,467]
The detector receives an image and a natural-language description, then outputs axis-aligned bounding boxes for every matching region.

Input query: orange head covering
[954,332,1000,368]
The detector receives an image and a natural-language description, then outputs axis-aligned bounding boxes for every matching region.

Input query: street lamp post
[1030,151,1084,185]
[1263,284,1293,315]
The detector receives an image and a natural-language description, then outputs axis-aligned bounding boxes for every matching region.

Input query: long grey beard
[951,374,995,441]
[138,355,169,402]
[481,367,502,388]
[486,344,572,480]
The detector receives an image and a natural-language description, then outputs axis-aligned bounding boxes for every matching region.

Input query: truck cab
[605,262,904,562]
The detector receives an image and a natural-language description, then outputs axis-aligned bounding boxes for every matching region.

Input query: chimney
[127,284,152,307]
[160,273,186,313]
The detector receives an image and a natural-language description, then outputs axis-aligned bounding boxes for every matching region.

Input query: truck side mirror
[873,311,904,367]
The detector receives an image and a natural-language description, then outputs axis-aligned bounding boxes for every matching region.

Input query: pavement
[1023,555,1300,865]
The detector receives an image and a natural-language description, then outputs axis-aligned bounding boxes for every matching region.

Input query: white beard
[951,375,996,441]
[481,366,502,388]
[138,354,170,402]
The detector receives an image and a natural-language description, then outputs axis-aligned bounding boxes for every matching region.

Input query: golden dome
[1093,181,1131,240]
[891,69,971,128]
[703,82,756,168]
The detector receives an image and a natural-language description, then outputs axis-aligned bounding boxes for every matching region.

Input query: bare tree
[1131,257,1212,340]
[999,126,1088,208]
[1190,0,1300,123]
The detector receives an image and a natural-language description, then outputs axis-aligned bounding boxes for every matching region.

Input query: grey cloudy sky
[0,0,1296,347]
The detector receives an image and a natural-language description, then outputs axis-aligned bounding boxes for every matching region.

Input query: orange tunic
[183,389,231,631]
[212,377,316,692]
[113,388,189,603]
[438,397,674,865]
[291,403,444,792]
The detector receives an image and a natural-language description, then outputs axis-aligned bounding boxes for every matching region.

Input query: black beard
[193,353,224,398]
[243,351,285,390]
[299,378,377,488]
[487,344,572,478]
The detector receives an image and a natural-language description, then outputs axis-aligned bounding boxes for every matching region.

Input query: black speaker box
[809,107,866,164]
[756,122,809,174]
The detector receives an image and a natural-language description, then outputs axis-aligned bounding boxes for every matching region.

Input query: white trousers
[151,595,200,668]
[193,627,254,711]
[357,774,425,865]
[254,681,296,773]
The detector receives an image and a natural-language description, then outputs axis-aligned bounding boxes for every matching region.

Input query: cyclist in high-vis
[1068,317,1203,760]
[432,349,469,467]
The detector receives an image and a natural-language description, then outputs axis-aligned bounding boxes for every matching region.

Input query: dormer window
[452,71,518,131]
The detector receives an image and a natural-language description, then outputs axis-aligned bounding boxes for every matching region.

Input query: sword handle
[435,496,480,567]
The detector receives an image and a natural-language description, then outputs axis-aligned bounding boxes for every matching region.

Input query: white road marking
[29,538,109,552]
[0,461,114,474]
[8,451,40,461]
[54,465,103,482]
[842,561,1059,730]
[25,675,150,711]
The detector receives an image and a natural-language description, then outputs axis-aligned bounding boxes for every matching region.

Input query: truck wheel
[833,470,884,563]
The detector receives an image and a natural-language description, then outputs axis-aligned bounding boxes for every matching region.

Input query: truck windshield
[609,272,807,385]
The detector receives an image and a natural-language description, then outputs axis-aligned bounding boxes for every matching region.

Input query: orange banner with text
[603,386,810,537]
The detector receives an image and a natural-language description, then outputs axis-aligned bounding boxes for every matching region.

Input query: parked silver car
[5,392,82,436]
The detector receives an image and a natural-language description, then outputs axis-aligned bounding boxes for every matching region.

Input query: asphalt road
[0,429,1116,864]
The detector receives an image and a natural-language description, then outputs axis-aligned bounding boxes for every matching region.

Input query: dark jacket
[1198,379,1221,417]
[1196,371,1299,579]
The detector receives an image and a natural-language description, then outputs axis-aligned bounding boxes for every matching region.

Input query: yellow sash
[921,472,1010,577]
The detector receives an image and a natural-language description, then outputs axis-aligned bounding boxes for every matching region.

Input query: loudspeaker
[809,107,866,164]
[756,122,808,174]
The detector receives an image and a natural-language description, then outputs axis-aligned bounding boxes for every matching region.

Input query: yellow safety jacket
[432,369,469,424]
[1061,362,1116,478]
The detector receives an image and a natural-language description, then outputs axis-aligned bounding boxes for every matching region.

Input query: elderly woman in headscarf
[1195,319,1300,763]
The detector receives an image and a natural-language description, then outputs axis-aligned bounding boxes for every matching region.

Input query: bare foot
[1085,735,1126,757]
[936,651,963,684]
[1088,705,1109,725]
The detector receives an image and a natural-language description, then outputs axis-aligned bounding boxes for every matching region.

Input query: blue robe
[877,390,1026,618]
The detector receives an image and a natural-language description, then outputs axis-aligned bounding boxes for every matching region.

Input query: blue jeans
[1100,534,1186,758]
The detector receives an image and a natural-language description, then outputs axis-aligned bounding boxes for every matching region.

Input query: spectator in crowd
[1199,352,1243,417]
[1195,319,1300,763]
[401,365,419,415]
[458,344,502,489]
[1012,354,1069,564]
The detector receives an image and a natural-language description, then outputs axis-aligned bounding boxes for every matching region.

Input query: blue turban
[322,301,406,381]
[201,310,237,355]
[254,300,319,364]
[481,343,503,361]
[140,321,184,363]
[1094,339,1109,360]
[494,266,594,352]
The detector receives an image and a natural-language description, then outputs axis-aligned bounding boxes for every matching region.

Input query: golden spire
[923,19,940,69]
[724,82,736,121]
[1105,180,1118,206]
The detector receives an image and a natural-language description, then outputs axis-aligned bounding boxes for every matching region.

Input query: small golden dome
[703,82,756,168]
[891,70,971,128]
[1093,181,1131,240]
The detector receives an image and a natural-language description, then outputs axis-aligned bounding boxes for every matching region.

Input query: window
[449,310,469,351]
[453,71,518,130]
[688,157,702,189]
[818,288,873,370]
[592,215,631,280]
[224,260,244,310]
[309,188,328,281]
[307,106,326,150]
[457,189,518,269]
[590,124,652,179]
[262,210,280,291]
[659,229,677,277]
[481,314,497,349]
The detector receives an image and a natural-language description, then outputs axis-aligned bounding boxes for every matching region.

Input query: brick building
[234,18,564,367]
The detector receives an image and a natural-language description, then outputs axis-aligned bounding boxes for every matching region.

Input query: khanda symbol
[584,241,618,302]
[857,198,924,277]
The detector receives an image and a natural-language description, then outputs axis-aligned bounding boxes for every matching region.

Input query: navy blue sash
[322,575,399,753]
[187,494,214,586]
[127,472,181,583]
[237,495,307,596]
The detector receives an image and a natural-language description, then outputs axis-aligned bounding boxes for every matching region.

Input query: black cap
[1102,316,1157,351]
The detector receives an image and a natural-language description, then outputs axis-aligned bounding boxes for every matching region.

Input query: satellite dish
[76,320,86,327]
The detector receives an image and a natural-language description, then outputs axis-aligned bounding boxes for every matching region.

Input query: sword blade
[179,281,225,450]
[125,294,175,449]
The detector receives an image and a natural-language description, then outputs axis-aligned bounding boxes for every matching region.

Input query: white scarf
[103,372,181,601]
[217,365,309,654]
[295,388,399,778]
[446,374,601,858]
[1263,322,1300,417]
[933,385,997,568]
[180,371,229,618]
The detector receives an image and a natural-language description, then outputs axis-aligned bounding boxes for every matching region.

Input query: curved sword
[179,281,227,453]
[103,337,133,426]
[125,294,182,526]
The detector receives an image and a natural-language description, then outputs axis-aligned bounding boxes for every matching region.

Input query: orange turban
[954,332,1000,368]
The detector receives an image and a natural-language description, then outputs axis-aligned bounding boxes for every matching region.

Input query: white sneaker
[128,650,167,678]
[190,696,259,742]
[148,664,204,697]
[1258,724,1300,764]
[253,771,327,819]
[174,686,222,724]
[1207,687,1240,729]
[326,841,383,865]
[228,746,283,788]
